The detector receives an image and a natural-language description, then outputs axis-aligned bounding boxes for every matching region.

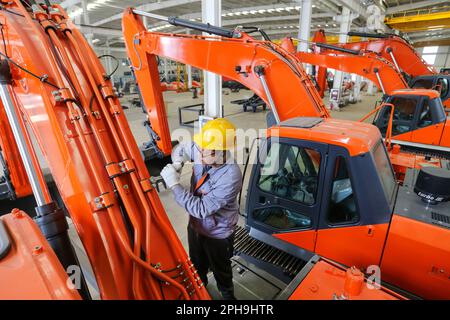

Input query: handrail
[359,103,395,150]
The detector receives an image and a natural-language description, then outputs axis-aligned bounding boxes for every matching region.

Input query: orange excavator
[0,3,448,300]
[280,36,450,156]
[0,1,400,301]
[315,31,450,108]
[122,10,450,299]
[0,0,209,300]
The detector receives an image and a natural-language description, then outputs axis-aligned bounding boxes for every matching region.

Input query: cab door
[315,144,392,270]
[411,96,446,145]
[246,137,328,253]
[374,95,419,142]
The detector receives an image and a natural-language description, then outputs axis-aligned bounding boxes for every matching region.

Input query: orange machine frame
[122,9,330,157]
[0,1,209,300]
[281,36,450,151]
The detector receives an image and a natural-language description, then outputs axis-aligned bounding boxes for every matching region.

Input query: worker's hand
[172,161,184,172]
[161,164,180,189]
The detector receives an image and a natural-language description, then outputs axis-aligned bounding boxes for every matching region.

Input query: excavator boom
[122,9,329,156]
[0,1,209,300]
[331,32,436,78]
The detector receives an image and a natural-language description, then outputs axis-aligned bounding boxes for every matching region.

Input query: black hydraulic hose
[168,16,236,38]
[315,42,360,55]
[347,31,388,39]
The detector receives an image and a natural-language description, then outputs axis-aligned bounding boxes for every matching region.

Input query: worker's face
[200,149,224,166]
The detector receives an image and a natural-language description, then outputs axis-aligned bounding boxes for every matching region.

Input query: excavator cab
[410,75,450,110]
[373,90,449,147]
[245,117,395,270]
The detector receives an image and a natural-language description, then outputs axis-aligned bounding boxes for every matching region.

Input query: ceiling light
[242,11,249,15]
[258,9,267,14]
[312,4,316,8]
[268,9,275,13]
[92,38,100,44]
[285,6,294,11]
[295,6,301,10]
[249,10,257,14]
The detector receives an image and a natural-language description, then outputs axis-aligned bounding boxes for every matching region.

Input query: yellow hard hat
[193,118,236,151]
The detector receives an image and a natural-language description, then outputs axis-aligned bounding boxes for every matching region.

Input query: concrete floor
[119,89,381,253]
[2,87,382,299]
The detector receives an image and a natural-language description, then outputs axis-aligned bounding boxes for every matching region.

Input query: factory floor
[1,88,383,299]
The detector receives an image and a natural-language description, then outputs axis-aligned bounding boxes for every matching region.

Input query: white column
[367,81,376,95]
[333,7,352,92]
[142,16,148,29]
[297,0,312,53]
[82,0,93,45]
[202,0,222,118]
[297,0,313,74]
[353,75,361,101]
[163,58,169,82]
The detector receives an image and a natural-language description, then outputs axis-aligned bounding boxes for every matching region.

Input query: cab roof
[391,89,440,99]
[268,117,381,156]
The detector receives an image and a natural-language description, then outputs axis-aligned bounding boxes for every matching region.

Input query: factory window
[327,156,359,225]
[257,142,320,205]
[422,46,438,65]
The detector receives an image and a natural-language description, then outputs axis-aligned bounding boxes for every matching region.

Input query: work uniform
[171,142,242,299]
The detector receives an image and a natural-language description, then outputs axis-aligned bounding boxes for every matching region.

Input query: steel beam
[386,0,448,15]
[92,0,201,26]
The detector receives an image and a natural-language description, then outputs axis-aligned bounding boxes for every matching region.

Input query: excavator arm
[280,35,409,95]
[328,31,436,78]
[122,9,329,157]
[0,0,209,300]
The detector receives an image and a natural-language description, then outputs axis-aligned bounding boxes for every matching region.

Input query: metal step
[233,225,306,280]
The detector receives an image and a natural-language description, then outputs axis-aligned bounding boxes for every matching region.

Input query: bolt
[32,245,43,255]
[123,184,129,190]
[12,208,23,218]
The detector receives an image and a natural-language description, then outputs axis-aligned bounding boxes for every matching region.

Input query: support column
[186,29,192,89]
[81,0,93,45]
[333,7,352,92]
[353,75,361,101]
[163,58,169,82]
[297,0,313,74]
[142,16,148,29]
[202,0,222,118]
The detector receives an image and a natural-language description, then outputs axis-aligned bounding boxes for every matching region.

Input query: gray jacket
[171,142,242,239]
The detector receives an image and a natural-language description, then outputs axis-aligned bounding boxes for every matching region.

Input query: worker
[160,118,242,300]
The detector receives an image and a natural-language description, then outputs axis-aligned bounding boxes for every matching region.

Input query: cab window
[252,207,312,230]
[417,98,433,128]
[436,78,449,98]
[411,78,433,89]
[257,142,320,205]
[327,156,359,225]
[380,96,418,135]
